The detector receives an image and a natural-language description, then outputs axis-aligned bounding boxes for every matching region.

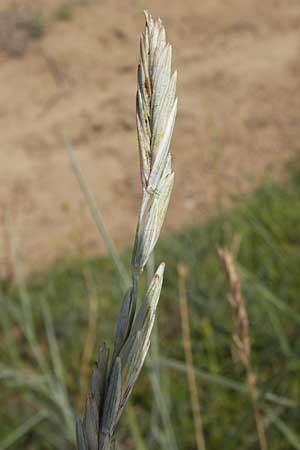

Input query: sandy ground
[0,0,300,276]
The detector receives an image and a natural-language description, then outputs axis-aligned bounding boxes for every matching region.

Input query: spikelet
[133,11,177,272]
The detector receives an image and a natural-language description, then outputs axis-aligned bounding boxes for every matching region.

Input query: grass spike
[76,11,177,450]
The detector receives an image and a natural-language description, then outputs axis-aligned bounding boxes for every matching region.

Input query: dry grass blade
[218,247,268,450]
[76,11,177,450]
[178,263,206,450]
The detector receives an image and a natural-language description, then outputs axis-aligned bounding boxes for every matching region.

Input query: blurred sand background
[0,0,299,275]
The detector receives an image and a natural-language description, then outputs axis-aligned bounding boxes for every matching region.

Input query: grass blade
[0,410,48,450]
[67,141,130,290]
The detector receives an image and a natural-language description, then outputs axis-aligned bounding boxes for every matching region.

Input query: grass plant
[76,11,177,450]
[55,3,74,21]
[0,7,300,450]
[0,229,76,450]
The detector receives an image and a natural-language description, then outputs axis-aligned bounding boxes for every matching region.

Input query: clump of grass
[0,10,44,57]
[0,230,76,450]
[76,11,177,450]
[22,14,45,39]
[55,3,74,21]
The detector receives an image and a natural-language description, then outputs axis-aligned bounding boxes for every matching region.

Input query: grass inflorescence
[75,11,177,450]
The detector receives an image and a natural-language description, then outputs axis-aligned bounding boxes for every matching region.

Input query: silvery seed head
[133,11,177,272]
[76,12,177,450]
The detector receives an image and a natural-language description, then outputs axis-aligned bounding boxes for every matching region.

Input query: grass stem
[219,247,268,450]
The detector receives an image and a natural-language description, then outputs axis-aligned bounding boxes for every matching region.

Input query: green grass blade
[0,410,48,450]
[239,265,300,324]
[66,141,130,290]
[263,405,300,450]
[41,298,75,436]
[126,404,147,450]
[160,357,296,408]
[10,231,47,372]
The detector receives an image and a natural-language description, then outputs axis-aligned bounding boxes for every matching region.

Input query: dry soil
[0,0,300,275]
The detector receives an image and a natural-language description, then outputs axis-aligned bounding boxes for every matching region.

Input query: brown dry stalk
[218,247,268,450]
[178,263,206,450]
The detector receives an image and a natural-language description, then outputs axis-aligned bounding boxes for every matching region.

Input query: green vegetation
[22,15,45,39]
[55,3,74,22]
[1,164,300,450]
